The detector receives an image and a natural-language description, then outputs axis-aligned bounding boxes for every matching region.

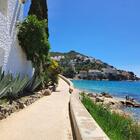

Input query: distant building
[88,69,101,75]
[78,71,88,79]
[76,54,83,58]
[88,69,103,79]
[51,56,65,61]
[89,57,95,62]
[102,68,118,75]
[0,0,33,77]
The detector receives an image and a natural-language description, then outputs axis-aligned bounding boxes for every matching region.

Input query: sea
[72,80,140,121]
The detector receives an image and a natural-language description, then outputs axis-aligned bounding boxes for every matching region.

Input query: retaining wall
[70,92,110,140]
[59,75,110,140]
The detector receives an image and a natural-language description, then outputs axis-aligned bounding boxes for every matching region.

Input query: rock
[134,104,140,108]
[69,86,74,93]
[0,105,4,112]
[104,100,115,106]
[17,101,26,109]
[10,106,17,113]
[1,108,8,114]
[120,101,125,105]
[42,89,51,96]
[0,112,5,120]
[48,86,54,92]
[110,101,115,105]
[52,86,57,92]
[24,100,29,106]
[29,98,35,104]
[125,100,135,107]
[96,97,104,102]
[98,94,103,97]
[101,92,113,98]
[113,102,123,109]
[88,93,97,98]
[0,105,2,111]
[12,101,19,109]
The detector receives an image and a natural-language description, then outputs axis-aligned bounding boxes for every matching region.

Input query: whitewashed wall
[0,0,33,77]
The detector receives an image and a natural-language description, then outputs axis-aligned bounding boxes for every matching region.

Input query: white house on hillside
[0,0,33,77]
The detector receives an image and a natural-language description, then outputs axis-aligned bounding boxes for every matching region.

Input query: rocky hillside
[50,51,139,81]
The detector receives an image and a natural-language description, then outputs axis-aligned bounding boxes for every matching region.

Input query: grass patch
[81,94,140,140]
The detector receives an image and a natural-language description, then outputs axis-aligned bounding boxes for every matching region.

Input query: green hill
[50,51,139,81]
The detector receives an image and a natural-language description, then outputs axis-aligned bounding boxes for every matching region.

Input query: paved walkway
[0,78,73,140]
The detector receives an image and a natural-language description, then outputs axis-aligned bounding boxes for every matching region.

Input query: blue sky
[24,0,140,76]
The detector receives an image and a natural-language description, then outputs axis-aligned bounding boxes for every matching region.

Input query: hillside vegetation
[51,51,139,81]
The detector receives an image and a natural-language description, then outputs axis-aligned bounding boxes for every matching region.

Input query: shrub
[47,60,62,89]
[18,15,50,87]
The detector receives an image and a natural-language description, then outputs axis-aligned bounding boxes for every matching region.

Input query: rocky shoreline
[0,89,52,120]
[80,91,140,120]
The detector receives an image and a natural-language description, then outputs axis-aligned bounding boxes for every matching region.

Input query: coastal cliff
[51,51,139,81]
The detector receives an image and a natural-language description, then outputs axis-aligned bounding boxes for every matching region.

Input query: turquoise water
[72,80,140,102]
[72,80,140,120]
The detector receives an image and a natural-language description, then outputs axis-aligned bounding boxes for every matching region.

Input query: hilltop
[50,51,139,81]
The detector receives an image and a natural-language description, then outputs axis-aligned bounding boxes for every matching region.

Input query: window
[0,0,8,16]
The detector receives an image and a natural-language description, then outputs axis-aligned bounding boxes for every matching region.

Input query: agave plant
[8,75,29,98]
[0,73,13,98]
[0,73,29,99]
[0,67,4,80]
[25,75,41,92]
[0,70,42,100]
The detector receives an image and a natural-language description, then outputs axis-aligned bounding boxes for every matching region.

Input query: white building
[102,68,118,75]
[78,71,88,79]
[0,0,33,77]
[51,56,65,61]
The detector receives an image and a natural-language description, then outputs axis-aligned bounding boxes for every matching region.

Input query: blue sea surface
[72,80,140,120]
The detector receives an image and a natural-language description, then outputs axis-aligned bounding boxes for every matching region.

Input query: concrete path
[0,78,73,140]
